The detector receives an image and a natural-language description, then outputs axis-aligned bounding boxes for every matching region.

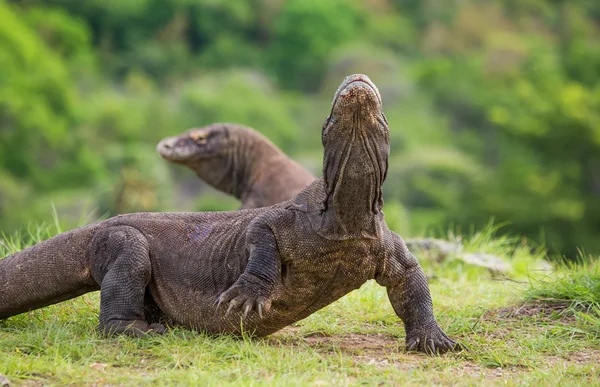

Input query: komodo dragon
[157,124,463,256]
[0,74,460,354]
[157,123,314,209]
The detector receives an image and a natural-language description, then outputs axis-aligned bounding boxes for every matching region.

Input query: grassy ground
[1,225,599,386]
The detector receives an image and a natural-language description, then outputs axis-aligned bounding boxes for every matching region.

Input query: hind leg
[90,226,166,337]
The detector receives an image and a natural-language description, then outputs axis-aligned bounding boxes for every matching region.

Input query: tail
[0,226,99,319]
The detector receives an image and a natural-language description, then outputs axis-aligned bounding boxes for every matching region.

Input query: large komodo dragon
[0,74,460,354]
[157,122,462,257]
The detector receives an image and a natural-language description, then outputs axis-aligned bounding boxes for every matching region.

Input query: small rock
[458,253,511,273]
[0,374,10,387]
[406,238,463,258]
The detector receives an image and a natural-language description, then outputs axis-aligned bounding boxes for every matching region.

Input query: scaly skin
[157,124,461,254]
[157,124,314,209]
[0,74,460,354]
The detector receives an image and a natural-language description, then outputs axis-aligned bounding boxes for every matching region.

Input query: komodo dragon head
[315,74,390,237]
[156,123,289,202]
[156,124,242,196]
[157,124,236,164]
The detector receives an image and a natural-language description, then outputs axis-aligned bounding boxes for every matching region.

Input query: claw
[407,338,419,352]
[226,302,235,316]
[427,339,436,355]
[257,303,263,319]
[243,303,252,319]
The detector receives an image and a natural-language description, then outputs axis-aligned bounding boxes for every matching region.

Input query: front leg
[376,232,460,354]
[216,220,281,318]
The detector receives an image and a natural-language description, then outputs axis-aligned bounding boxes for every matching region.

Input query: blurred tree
[179,71,300,152]
[415,0,600,255]
[268,0,364,90]
[0,0,99,190]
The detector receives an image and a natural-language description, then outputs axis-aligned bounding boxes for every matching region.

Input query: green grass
[525,260,600,309]
[1,225,599,386]
[522,259,600,338]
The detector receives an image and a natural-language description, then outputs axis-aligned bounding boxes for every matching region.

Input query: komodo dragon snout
[157,125,232,163]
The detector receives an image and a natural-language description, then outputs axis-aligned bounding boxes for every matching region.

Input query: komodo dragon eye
[190,132,208,145]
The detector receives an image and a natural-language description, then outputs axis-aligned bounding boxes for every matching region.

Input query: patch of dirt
[271,328,530,379]
[303,331,399,355]
[270,326,598,381]
[271,327,412,366]
[545,350,600,367]
[484,300,578,323]
[439,364,524,380]
[303,331,411,370]
[271,326,600,384]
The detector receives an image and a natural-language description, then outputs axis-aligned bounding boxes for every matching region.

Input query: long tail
[0,226,99,319]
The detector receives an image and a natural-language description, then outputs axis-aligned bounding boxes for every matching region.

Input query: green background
[0,0,599,259]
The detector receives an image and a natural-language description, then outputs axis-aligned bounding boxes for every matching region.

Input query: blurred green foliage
[0,0,598,258]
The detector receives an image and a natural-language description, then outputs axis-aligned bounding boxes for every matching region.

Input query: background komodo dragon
[158,123,314,210]
[157,124,467,262]
[0,74,461,354]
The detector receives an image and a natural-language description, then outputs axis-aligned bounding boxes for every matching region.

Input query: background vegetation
[1,0,599,258]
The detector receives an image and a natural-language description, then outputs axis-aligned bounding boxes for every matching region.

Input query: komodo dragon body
[157,123,314,209]
[0,74,459,353]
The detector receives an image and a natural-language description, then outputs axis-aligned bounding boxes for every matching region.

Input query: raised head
[321,74,390,222]
[157,124,234,164]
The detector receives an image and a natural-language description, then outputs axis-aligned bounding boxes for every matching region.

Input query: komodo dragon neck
[219,127,284,202]
[158,124,309,207]
[306,75,389,240]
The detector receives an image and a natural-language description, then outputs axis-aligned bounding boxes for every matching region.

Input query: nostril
[160,139,175,149]
[157,139,174,155]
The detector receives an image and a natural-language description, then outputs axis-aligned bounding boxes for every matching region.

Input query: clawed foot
[214,282,272,319]
[406,324,466,355]
[98,320,167,338]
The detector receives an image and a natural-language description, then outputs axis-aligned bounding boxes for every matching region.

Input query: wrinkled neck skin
[194,130,283,202]
[307,76,390,240]
[319,139,387,239]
